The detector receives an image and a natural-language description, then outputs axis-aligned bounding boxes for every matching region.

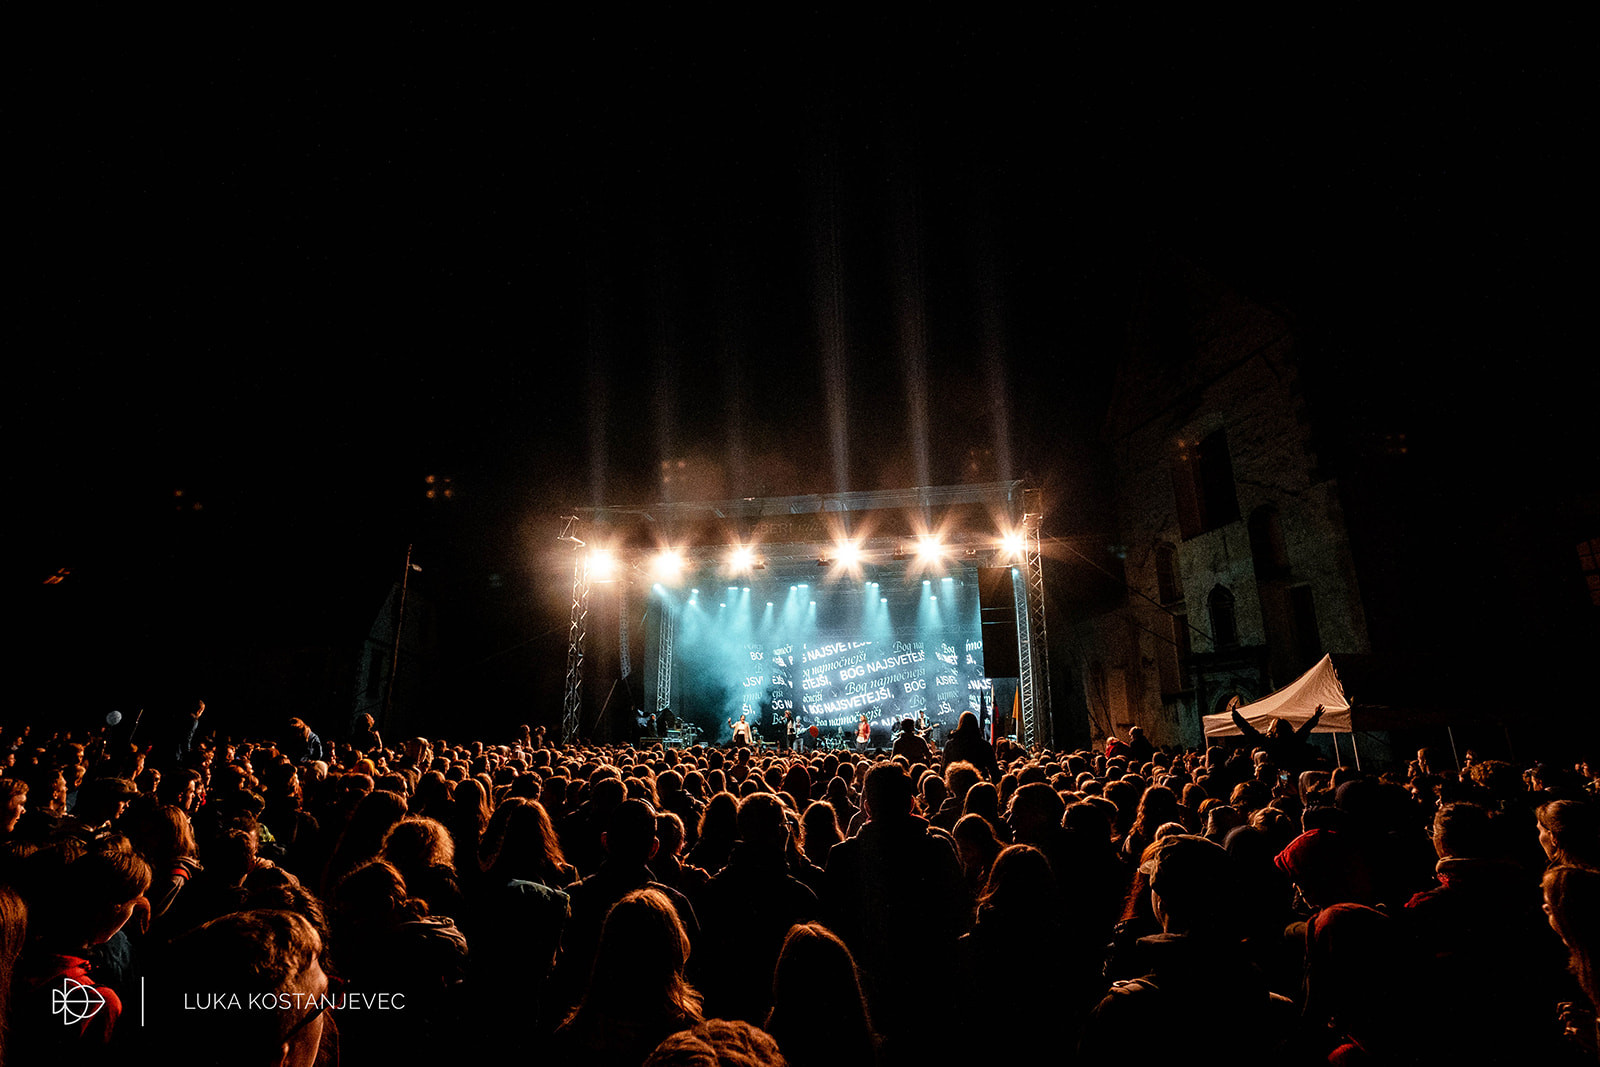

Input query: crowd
[0,707,1597,1066]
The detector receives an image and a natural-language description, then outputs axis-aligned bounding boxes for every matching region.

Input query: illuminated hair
[978,843,1057,925]
[381,815,455,870]
[487,800,568,884]
[766,922,873,1063]
[1545,865,1600,1009]
[573,888,701,1023]
[0,885,26,1063]
[1539,800,1600,869]
[645,1019,786,1067]
[165,909,322,1053]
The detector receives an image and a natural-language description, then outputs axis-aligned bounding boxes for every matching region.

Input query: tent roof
[1203,654,1351,737]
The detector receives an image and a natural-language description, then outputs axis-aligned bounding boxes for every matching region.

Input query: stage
[557,482,1052,749]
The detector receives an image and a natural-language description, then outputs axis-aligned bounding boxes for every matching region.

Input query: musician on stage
[856,714,872,752]
[781,710,797,753]
[728,714,753,748]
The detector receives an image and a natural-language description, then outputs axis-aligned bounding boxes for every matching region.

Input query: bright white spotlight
[588,549,617,581]
[730,546,754,571]
[651,549,684,581]
[916,536,943,563]
[835,540,861,566]
[1002,530,1026,558]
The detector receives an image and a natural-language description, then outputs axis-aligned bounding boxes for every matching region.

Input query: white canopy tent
[1202,653,1352,736]
[1202,654,1360,766]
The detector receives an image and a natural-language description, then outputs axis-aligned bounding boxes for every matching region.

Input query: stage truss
[557,482,1054,748]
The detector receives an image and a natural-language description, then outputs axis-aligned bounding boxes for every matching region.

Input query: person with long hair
[381,815,464,920]
[952,812,1003,904]
[0,884,26,1066]
[319,788,407,897]
[686,791,739,876]
[765,922,878,1067]
[799,800,843,870]
[1545,864,1600,1059]
[1539,800,1600,871]
[331,859,470,1061]
[941,710,999,781]
[958,845,1074,1058]
[553,888,702,1067]
[126,804,203,934]
[442,776,492,887]
[483,800,577,889]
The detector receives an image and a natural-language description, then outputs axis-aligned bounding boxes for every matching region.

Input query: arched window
[1208,585,1237,649]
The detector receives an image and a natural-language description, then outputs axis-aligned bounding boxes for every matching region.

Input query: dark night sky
[9,17,1591,734]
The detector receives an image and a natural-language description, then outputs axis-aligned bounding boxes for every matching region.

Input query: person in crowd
[942,711,999,781]
[685,790,739,876]
[146,909,331,1067]
[0,884,27,1067]
[891,718,929,764]
[126,804,202,937]
[351,712,383,755]
[284,718,324,764]
[764,922,879,1067]
[957,844,1076,1058]
[1539,799,1600,870]
[645,1018,788,1067]
[490,798,581,891]
[694,793,819,1022]
[330,859,470,1061]
[1125,725,1155,765]
[1079,835,1294,1065]
[1545,864,1600,1059]
[2,777,27,836]
[380,814,465,920]
[823,761,967,1059]
[1402,801,1571,1063]
[173,699,206,766]
[553,887,703,1067]
[1231,702,1326,772]
[8,839,152,1058]
[319,788,406,896]
[557,799,700,1013]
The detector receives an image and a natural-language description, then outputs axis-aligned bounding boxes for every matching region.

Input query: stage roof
[567,481,1035,570]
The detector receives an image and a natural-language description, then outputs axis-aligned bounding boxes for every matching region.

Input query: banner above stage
[1202,654,1352,737]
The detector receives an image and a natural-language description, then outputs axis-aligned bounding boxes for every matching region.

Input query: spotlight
[651,550,684,581]
[916,537,943,564]
[588,549,617,581]
[1001,531,1026,558]
[730,546,755,571]
[835,541,861,566]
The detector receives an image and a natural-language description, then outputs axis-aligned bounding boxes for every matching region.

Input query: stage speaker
[977,567,1020,678]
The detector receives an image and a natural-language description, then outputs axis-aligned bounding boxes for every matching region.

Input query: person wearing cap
[1274,828,1377,911]
[1079,834,1294,1065]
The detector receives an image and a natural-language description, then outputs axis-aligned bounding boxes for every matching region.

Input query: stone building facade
[1077,258,1370,750]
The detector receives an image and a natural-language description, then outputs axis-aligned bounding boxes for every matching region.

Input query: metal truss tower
[1018,488,1054,749]
[558,518,590,743]
[655,608,675,717]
